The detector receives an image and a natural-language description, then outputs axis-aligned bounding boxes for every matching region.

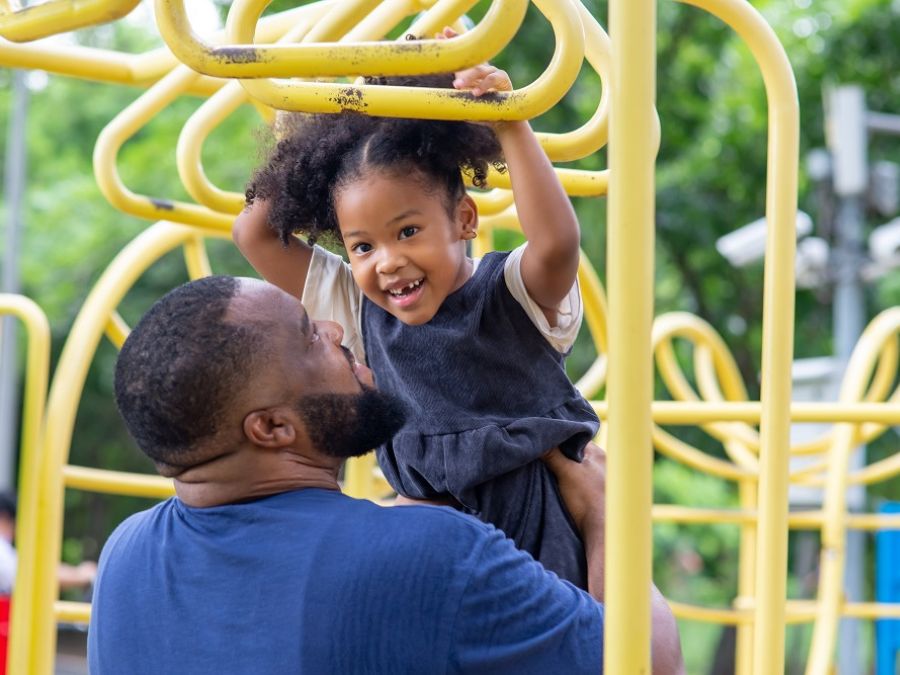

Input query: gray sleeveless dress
[362,251,600,588]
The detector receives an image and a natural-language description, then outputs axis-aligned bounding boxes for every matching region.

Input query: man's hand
[543,441,606,536]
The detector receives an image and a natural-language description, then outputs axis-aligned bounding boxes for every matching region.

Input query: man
[88,276,683,674]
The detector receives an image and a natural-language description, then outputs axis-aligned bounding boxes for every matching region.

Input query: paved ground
[54,628,87,675]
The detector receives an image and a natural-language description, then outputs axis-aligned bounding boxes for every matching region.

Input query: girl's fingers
[479,70,512,92]
[454,67,512,96]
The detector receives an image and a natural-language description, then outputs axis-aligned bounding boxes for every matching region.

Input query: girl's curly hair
[246,73,506,246]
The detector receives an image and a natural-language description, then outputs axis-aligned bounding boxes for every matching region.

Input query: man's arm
[545,443,686,675]
[448,525,604,674]
[232,199,313,300]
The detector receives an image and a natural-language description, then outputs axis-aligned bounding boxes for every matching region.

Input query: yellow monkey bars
[1,0,897,674]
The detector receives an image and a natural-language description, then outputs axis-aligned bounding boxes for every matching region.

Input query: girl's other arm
[452,62,580,321]
[232,199,313,300]
[494,120,580,314]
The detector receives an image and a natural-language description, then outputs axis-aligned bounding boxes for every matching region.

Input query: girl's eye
[310,327,320,344]
[399,226,418,239]
[351,242,372,254]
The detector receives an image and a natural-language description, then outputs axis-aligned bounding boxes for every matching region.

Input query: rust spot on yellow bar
[331,86,367,111]
[150,198,174,211]
[212,46,262,65]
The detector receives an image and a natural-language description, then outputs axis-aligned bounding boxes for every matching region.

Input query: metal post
[605,0,656,672]
[0,70,29,492]
[828,84,867,675]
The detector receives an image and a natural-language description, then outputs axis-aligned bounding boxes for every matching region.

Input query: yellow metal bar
[179,4,607,211]
[343,454,392,500]
[676,3,799,668]
[27,222,230,675]
[350,0,448,42]
[0,0,140,42]
[488,165,608,197]
[157,0,526,79]
[55,601,90,625]
[588,401,900,425]
[807,307,900,674]
[605,0,656,670]
[95,5,342,227]
[404,0,478,39]
[471,189,514,216]
[669,600,900,626]
[63,466,174,499]
[104,311,130,350]
[0,296,49,675]
[652,424,751,481]
[735,478,757,675]
[233,0,583,122]
[93,63,234,230]
[176,0,361,214]
[183,236,213,280]
[653,505,900,531]
[574,252,609,398]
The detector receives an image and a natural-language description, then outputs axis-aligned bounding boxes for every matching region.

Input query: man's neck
[170,447,342,508]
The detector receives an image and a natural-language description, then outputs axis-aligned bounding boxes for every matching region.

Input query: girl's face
[336,170,477,326]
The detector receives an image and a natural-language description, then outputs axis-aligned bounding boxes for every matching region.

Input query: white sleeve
[301,245,367,364]
[503,243,583,353]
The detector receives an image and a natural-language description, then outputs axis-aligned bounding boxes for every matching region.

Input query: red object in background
[0,595,10,674]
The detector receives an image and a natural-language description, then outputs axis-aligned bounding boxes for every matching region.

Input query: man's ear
[457,193,479,241]
[243,408,298,448]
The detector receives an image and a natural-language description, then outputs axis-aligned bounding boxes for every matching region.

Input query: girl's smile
[336,170,477,325]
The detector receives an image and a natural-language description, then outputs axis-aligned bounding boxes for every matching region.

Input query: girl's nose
[316,320,344,345]
[375,248,407,275]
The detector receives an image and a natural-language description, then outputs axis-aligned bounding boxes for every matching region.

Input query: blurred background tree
[0,0,898,671]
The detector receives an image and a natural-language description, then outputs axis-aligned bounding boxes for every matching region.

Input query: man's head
[114,276,405,477]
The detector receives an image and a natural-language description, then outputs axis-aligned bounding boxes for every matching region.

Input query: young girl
[234,60,600,589]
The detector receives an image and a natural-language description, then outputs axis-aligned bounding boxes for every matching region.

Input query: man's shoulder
[100,499,175,553]
[358,500,498,549]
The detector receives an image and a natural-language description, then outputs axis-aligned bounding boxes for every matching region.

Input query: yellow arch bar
[0,0,139,42]
[230,0,583,122]
[155,0,529,79]
[0,296,50,675]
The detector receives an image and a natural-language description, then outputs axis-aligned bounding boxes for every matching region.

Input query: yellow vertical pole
[734,477,757,675]
[605,0,656,672]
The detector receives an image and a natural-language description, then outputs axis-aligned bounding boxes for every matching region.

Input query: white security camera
[862,217,900,280]
[715,211,813,268]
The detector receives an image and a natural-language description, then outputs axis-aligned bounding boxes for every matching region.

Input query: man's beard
[296,385,407,459]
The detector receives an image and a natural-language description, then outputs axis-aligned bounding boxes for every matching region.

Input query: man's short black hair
[114,276,261,468]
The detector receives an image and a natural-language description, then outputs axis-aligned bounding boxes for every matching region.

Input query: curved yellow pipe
[806,307,900,675]
[93,62,233,230]
[232,0,583,122]
[0,0,139,42]
[156,0,528,79]
[26,222,230,675]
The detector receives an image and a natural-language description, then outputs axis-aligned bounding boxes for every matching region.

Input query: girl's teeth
[389,280,422,296]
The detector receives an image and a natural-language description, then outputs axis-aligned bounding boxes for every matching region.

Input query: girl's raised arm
[232,199,313,300]
[494,119,581,315]
[452,58,581,323]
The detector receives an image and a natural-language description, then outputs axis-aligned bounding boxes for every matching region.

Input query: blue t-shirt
[88,489,603,674]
